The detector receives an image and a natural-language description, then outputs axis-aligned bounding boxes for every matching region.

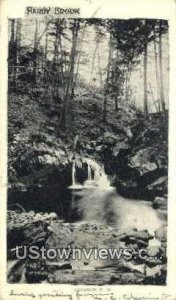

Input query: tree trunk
[153,26,160,112]
[90,40,99,82]
[125,71,128,102]
[53,26,58,98]
[69,22,79,100]
[159,20,166,121]
[103,32,112,122]
[16,19,21,79]
[75,22,86,83]
[44,20,48,80]
[115,92,118,111]
[10,19,15,41]
[97,44,103,85]
[61,20,79,131]
[149,81,158,112]
[9,19,16,82]
[33,19,38,84]
[58,34,64,89]
[143,41,148,118]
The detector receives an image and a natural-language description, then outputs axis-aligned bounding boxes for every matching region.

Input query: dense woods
[8,18,168,128]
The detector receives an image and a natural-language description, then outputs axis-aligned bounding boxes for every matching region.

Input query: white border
[0,0,176,299]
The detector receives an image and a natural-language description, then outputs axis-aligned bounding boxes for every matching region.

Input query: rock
[14,182,27,192]
[146,265,162,278]
[115,178,139,198]
[25,260,48,283]
[147,176,167,193]
[49,212,58,220]
[29,210,35,217]
[109,275,121,284]
[35,213,43,220]
[53,269,120,285]
[124,127,133,139]
[144,257,163,268]
[102,132,118,146]
[48,274,56,283]
[155,225,167,242]
[112,146,120,157]
[147,245,161,257]
[85,144,92,150]
[120,230,153,242]
[7,219,48,249]
[157,209,167,221]
[46,126,55,133]
[46,224,73,249]
[153,196,167,210]
[46,262,72,270]
[122,261,145,274]
[90,141,96,147]
[132,238,148,248]
[128,148,158,176]
[160,241,167,253]
[7,259,25,283]
[95,145,104,152]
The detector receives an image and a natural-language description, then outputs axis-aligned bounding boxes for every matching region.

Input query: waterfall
[87,164,92,181]
[69,157,111,190]
[72,160,76,186]
[94,165,110,188]
[83,158,110,189]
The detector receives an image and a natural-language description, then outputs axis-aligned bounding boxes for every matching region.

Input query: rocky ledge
[7,211,167,285]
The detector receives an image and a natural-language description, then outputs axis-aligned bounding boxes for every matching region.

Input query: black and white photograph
[6,15,169,286]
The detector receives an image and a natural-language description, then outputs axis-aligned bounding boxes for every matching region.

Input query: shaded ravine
[9,157,164,234]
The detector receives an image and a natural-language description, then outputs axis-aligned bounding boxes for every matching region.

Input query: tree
[60,19,80,131]
[33,19,39,83]
[9,19,17,83]
[158,20,166,119]
[103,32,113,122]
[153,24,160,112]
[143,20,149,118]
[110,19,168,116]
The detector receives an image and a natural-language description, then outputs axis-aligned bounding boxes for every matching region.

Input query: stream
[8,158,163,234]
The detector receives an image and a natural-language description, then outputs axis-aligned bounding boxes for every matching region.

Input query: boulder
[153,196,167,210]
[7,219,49,251]
[145,265,162,278]
[25,259,47,283]
[119,230,153,244]
[147,245,161,257]
[102,132,118,146]
[128,148,158,176]
[13,182,27,192]
[95,145,104,152]
[155,225,167,243]
[46,262,72,270]
[48,212,58,220]
[144,257,163,268]
[147,176,167,194]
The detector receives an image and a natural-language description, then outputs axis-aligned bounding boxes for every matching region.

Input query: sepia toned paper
[0,0,176,299]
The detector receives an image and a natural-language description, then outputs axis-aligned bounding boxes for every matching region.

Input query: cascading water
[84,158,110,189]
[68,158,163,233]
[87,164,92,181]
[69,157,111,189]
[72,160,76,186]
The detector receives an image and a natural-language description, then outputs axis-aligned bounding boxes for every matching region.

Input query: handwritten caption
[9,288,176,300]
